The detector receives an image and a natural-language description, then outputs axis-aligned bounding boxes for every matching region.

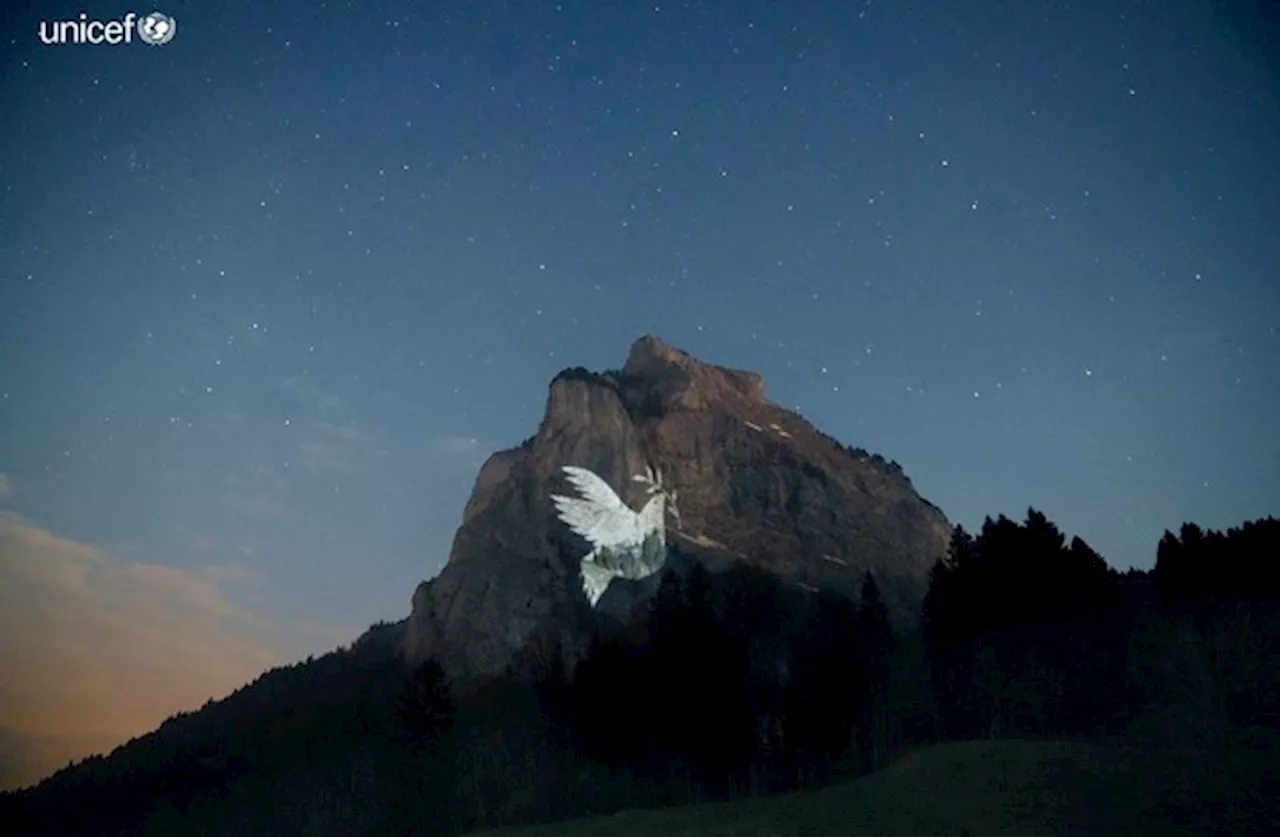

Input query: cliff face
[404,336,952,683]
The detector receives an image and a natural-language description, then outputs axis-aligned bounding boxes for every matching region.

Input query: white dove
[550,464,680,606]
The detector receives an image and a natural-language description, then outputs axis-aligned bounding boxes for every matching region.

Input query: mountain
[3,335,952,830]
[404,335,952,684]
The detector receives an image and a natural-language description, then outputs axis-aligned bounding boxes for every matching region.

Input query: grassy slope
[470,738,1242,837]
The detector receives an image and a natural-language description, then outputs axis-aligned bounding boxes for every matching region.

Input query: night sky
[2,0,1278,787]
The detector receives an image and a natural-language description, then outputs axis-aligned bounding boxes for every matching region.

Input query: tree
[857,572,894,675]
[856,572,895,770]
[783,593,863,784]
[397,658,454,753]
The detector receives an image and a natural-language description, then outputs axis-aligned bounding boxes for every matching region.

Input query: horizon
[2,0,1278,792]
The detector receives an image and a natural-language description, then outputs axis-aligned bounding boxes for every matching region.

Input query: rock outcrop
[404,336,952,684]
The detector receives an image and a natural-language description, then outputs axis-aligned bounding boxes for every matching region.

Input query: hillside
[3,514,1277,836]
[473,737,1275,837]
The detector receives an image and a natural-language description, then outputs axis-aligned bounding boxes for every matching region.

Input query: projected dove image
[550,464,680,606]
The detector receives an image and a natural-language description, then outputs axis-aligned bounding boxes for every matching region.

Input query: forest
[3,512,1277,836]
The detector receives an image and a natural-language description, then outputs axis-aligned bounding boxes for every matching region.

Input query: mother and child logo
[38,11,177,46]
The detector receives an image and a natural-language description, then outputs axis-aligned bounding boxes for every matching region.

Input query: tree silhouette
[921,511,1130,738]
[397,658,455,753]
[855,572,894,770]
[857,572,894,676]
[783,592,864,784]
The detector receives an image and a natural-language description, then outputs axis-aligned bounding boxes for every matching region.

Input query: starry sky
[2,0,1279,788]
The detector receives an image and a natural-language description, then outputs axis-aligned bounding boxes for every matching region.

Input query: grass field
[470,737,1272,836]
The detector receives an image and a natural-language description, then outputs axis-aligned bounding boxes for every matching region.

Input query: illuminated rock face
[403,335,953,685]
[550,464,680,606]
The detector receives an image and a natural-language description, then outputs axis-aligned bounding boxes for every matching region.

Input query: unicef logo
[137,11,176,45]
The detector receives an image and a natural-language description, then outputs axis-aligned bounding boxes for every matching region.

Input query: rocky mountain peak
[405,337,951,685]
[621,334,767,410]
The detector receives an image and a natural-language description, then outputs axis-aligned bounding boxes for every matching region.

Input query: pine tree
[396,658,454,753]
[856,572,894,770]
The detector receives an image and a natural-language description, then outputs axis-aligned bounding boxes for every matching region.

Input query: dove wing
[560,466,629,510]
[550,466,641,550]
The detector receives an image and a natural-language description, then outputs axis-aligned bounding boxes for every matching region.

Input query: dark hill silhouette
[5,514,1278,835]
